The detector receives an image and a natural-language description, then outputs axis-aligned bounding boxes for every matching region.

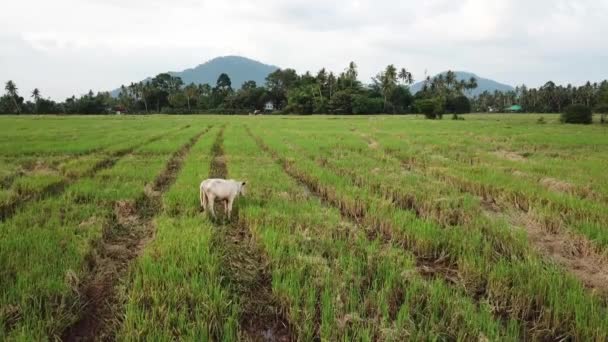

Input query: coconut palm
[31,88,41,101]
[379,64,398,111]
[327,72,336,99]
[31,88,41,113]
[184,83,199,110]
[345,61,358,88]
[5,80,21,113]
[398,68,414,86]
[465,77,478,97]
[445,71,457,88]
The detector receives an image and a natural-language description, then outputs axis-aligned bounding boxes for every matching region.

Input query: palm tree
[421,75,431,93]
[445,71,457,88]
[31,88,41,113]
[315,68,327,98]
[31,88,41,101]
[327,72,336,99]
[398,68,414,86]
[380,64,398,111]
[184,83,199,110]
[345,61,358,88]
[130,82,147,113]
[141,83,151,113]
[468,77,478,93]
[5,80,21,114]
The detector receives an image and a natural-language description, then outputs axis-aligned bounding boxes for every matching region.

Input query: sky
[1,0,607,100]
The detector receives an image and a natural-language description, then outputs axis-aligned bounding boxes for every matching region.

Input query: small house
[505,105,523,113]
[264,101,274,113]
[113,105,127,115]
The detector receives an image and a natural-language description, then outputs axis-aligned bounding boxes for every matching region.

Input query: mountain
[112,56,279,95]
[409,71,514,97]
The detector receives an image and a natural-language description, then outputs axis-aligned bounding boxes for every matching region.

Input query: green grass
[1,114,607,340]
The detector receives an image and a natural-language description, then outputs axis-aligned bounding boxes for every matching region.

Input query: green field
[1,114,608,341]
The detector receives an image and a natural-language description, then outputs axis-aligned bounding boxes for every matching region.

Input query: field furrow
[2,115,608,340]
[245,125,520,340]
[361,126,608,250]
[210,126,294,341]
[249,124,608,340]
[0,125,204,340]
[61,127,210,341]
[353,131,608,295]
[117,126,244,340]
[0,124,191,222]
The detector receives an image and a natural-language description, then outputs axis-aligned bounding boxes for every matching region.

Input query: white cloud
[1,0,607,99]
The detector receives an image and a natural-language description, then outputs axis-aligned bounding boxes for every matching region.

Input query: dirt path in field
[60,127,208,341]
[208,127,292,342]
[359,134,608,296]
[0,125,191,222]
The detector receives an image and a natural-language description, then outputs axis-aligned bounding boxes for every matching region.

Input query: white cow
[200,178,247,218]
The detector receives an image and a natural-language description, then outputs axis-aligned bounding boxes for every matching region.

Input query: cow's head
[239,181,247,197]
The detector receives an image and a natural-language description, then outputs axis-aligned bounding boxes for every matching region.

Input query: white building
[264,101,274,112]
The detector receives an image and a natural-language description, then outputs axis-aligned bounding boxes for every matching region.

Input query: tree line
[472,81,608,114]
[2,63,607,118]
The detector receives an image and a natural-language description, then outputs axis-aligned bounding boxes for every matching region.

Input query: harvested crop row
[0,125,203,340]
[0,124,192,222]
[251,125,608,341]
[244,125,520,340]
[345,132,608,295]
[117,127,245,340]
[355,114,608,200]
[207,126,294,341]
[363,127,608,251]
[61,126,210,341]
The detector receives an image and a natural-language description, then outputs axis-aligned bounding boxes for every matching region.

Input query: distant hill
[410,71,514,97]
[111,56,279,95]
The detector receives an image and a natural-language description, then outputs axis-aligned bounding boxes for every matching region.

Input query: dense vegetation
[561,104,593,124]
[472,81,608,113]
[1,115,608,340]
[2,65,608,118]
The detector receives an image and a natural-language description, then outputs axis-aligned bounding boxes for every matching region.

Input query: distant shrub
[352,95,384,114]
[445,95,471,114]
[537,116,546,124]
[560,104,592,124]
[415,98,443,119]
[451,113,465,120]
[595,103,608,124]
[328,90,353,114]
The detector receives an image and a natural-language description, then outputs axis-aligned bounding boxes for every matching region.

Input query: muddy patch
[114,200,138,226]
[220,222,292,342]
[510,212,608,295]
[511,170,527,178]
[539,177,575,194]
[368,140,379,150]
[493,150,527,162]
[358,133,380,150]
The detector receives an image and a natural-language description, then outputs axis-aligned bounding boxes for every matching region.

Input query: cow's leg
[227,197,235,218]
[223,200,229,221]
[207,194,216,218]
[200,187,206,211]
